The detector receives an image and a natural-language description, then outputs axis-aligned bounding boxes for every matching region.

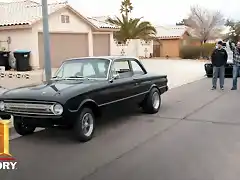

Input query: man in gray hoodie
[231,42,240,90]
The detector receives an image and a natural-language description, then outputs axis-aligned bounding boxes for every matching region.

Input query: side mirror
[109,74,119,82]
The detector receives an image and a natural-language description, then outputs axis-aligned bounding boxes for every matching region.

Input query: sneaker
[231,87,237,90]
[221,87,224,90]
[211,87,216,90]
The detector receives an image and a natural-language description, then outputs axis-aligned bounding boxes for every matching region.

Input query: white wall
[0,29,35,68]
[111,39,153,58]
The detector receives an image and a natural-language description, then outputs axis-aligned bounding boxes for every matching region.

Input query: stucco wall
[0,29,36,68]
[1,8,115,70]
[111,39,153,58]
[31,8,95,69]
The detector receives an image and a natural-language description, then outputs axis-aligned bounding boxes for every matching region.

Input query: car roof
[64,56,139,62]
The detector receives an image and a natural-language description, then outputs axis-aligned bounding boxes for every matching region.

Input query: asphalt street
[1,78,240,180]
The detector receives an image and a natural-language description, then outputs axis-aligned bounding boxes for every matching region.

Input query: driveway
[0,59,206,90]
[2,78,240,180]
[140,59,206,88]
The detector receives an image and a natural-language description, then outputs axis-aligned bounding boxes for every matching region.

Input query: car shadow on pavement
[11,105,148,144]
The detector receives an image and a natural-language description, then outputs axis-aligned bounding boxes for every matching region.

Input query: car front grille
[3,101,56,116]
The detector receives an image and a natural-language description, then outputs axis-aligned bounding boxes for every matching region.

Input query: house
[154,25,200,57]
[0,0,119,69]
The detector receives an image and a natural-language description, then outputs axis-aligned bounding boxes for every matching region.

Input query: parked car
[0,56,168,142]
[204,41,235,77]
[204,61,234,77]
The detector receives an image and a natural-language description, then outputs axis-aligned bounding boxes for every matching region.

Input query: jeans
[232,64,240,88]
[212,66,225,88]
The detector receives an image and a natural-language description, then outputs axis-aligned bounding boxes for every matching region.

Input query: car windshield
[53,58,110,79]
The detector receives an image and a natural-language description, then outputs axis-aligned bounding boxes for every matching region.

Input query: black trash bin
[13,50,31,71]
[0,51,11,70]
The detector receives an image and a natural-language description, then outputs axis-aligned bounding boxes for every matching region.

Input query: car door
[129,58,152,100]
[104,58,135,105]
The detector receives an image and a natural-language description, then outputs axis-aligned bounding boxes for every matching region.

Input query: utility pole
[41,0,52,81]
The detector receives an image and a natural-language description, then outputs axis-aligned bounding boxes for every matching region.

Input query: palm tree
[107,0,157,42]
[120,0,133,18]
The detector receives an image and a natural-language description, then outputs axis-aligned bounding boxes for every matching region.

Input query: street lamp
[41,0,52,81]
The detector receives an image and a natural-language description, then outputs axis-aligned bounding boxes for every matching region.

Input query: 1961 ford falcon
[0,56,168,142]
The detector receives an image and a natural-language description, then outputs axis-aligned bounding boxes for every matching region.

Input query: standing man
[211,41,228,90]
[231,42,240,90]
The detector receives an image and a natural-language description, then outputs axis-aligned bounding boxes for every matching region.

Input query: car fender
[77,99,99,111]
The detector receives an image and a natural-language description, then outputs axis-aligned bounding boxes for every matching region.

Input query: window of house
[61,15,70,23]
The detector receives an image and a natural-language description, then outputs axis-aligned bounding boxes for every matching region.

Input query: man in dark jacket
[211,41,228,90]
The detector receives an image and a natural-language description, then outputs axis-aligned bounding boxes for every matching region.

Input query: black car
[204,61,234,77]
[0,56,168,142]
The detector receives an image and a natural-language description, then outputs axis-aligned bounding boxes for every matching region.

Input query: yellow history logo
[0,120,11,158]
[0,120,17,170]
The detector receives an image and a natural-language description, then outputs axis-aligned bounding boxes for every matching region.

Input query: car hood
[0,79,105,102]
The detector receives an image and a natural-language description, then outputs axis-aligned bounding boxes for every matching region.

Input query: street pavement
[1,78,240,180]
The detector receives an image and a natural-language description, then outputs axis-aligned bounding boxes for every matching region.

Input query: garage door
[93,34,110,56]
[38,33,88,68]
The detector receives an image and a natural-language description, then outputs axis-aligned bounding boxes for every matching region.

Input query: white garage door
[93,34,110,56]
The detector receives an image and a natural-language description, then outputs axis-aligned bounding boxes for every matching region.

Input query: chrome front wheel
[74,108,95,142]
[81,113,94,137]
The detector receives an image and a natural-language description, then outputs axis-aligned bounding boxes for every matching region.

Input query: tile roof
[0,0,67,26]
[155,25,189,39]
[87,16,119,29]
[0,1,118,29]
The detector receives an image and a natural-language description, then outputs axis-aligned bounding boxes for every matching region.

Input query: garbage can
[0,51,11,70]
[13,50,31,71]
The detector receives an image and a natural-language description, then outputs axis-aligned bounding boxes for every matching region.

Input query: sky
[4,0,240,25]
[66,0,240,25]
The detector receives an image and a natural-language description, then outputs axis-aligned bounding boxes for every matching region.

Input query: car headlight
[51,103,63,115]
[0,101,5,111]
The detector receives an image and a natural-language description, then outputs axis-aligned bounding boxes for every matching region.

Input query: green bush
[200,43,215,58]
[180,43,216,59]
[179,45,201,59]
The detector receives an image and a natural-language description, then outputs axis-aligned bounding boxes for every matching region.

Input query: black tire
[142,87,161,114]
[73,107,96,142]
[0,114,11,120]
[13,118,36,136]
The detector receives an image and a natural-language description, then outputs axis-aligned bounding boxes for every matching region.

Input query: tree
[224,19,240,44]
[107,0,157,42]
[184,5,225,44]
[120,0,133,18]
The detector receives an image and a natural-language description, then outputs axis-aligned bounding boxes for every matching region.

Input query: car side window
[130,60,145,75]
[111,59,132,79]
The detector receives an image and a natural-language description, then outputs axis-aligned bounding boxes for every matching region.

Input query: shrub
[179,43,215,59]
[200,43,215,58]
[179,45,202,59]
